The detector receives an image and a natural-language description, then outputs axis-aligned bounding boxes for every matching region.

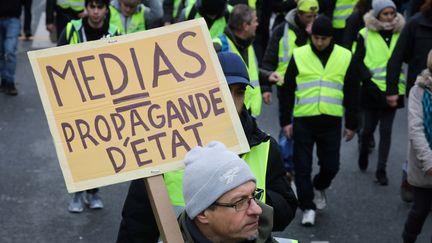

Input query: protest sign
[28,19,249,192]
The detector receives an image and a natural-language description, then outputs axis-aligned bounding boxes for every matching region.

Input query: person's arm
[116,180,160,243]
[144,0,163,29]
[342,12,360,50]
[264,137,298,231]
[46,0,56,31]
[386,17,414,98]
[408,86,432,175]
[353,33,372,81]
[260,23,285,93]
[162,0,175,24]
[343,57,360,134]
[278,56,298,127]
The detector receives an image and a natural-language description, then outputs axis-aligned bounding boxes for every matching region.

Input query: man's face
[244,12,258,38]
[297,11,317,29]
[120,0,139,17]
[86,2,108,27]
[204,181,262,241]
[229,84,246,115]
[311,35,332,51]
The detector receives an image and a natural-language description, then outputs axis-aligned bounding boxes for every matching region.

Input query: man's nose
[247,199,262,215]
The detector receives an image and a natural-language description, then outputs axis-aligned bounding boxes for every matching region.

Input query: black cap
[312,15,334,36]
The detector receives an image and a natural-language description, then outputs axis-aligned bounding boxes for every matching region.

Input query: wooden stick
[144,175,184,243]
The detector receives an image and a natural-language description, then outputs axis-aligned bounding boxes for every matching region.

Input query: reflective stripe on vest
[332,0,358,28]
[109,5,145,34]
[57,0,84,11]
[293,44,351,117]
[164,141,270,206]
[276,23,304,86]
[214,34,262,116]
[360,28,406,95]
[185,4,231,38]
[66,19,119,44]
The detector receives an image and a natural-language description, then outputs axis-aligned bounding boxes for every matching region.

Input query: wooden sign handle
[144,175,184,243]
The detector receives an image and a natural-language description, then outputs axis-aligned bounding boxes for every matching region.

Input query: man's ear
[195,210,210,224]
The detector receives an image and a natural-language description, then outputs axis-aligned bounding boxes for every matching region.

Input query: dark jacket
[342,10,365,50]
[116,110,298,242]
[0,0,21,18]
[386,12,432,97]
[278,42,359,130]
[45,0,84,25]
[354,11,405,109]
[178,201,278,243]
[260,9,310,93]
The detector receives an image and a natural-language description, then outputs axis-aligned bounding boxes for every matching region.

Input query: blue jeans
[0,18,20,84]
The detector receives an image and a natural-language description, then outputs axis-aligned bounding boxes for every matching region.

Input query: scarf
[423,88,432,149]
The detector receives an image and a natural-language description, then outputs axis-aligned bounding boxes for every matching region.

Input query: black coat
[386,12,432,97]
[0,0,20,18]
[116,110,298,242]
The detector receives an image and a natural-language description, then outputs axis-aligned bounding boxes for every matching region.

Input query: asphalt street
[0,2,431,243]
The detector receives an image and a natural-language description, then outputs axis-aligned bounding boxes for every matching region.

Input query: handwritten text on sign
[28,20,248,192]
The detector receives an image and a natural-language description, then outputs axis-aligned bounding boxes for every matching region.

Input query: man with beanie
[279,15,359,226]
[260,0,319,105]
[178,0,232,38]
[116,52,298,243]
[0,0,21,96]
[213,4,262,117]
[178,141,275,242]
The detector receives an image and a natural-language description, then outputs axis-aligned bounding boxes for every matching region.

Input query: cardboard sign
[28,19,249,192]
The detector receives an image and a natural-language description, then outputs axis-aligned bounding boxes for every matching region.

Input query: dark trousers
[359,108,396,171]
[293,120,341,210]
[21,0,32,35]
[402,186,432,243]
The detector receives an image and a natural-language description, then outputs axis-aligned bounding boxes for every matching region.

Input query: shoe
[358,151,368,171]
[68,192,84,213]
[5,84,18,96]
[301,209,316,226]
[84,192,104,209]
[400,179,414,203]
[376,169,388,186]
[314,189,327,210]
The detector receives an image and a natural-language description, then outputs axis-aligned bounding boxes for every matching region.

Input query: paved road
[0,2,431,243]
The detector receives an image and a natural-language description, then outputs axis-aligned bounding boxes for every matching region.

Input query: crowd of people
[1,0,431,242]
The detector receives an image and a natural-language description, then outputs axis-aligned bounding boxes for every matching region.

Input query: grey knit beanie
[372,0,396,17]
[183,141,256,219]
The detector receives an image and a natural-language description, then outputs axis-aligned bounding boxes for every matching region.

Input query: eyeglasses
[212,188,264,212]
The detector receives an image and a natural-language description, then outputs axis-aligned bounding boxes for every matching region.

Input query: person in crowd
[162,0,190,25]
[279,15,359,226]
[178,0,231,38]
[386,0,432,201]
[260,0,319,105]
[401,49,432,243]
[108,0,163,34]
[355,0,405,185]
[342,0,372,50]
[0,0,20,96]
[20,0,33,40]
[57,0,121,213]
[323,0,360,44]
[46,0,86,40]
[271,0,299,29]
[116,52,298,243]
[178,141,277,243]
[213,4,261,117]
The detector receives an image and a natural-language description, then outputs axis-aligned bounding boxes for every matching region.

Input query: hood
[110,0,143,14]
[285,9,299,29]
[363,10,405,32]
[416,69,432,92]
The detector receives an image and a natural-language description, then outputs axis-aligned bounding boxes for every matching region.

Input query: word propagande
[60,87,225,173]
